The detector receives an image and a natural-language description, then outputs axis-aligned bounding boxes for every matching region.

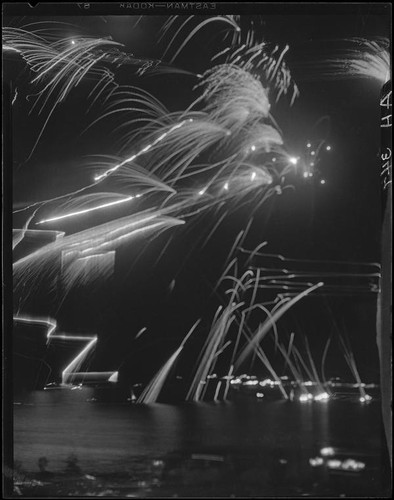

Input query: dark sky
[6,4,390,384]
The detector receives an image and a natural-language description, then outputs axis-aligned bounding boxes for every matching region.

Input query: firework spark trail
[159,15,241,63]
[76,66,283,224]
[298,38,390,85]
[60,251,115,291]
[277,335,306,390]
[187,263,287,402]
[242,330,288,399]
[86,86,171,150]
[186,299,244,402]
[240,250,380,296]
[3,26,169,161]
[339,334,367,399]
[212,41,299,105]
[190,65,271,128]
[159,15,298,105]
[225,285,288,399]
[215,263,288,399]
[240,249,381,269]
[3,28,121,159]
[13,208,43,250]
[235,282,324,369]
[321,336,332,394]
[15,60,287,239]
[137,319,200,404]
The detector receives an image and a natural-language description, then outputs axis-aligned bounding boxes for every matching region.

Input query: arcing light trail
[159,15,241,63]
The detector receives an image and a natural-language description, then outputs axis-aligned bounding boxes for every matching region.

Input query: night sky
[5,4,390,388]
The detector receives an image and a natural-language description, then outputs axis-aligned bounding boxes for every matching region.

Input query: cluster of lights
[259,379,280,387]
[299,393,314,402]
[230,378,242,385]
[359,394,372,403]
[314,392,330,401]
[311,448,365,472]
[300,392,330,402]
[327,458,365,471]
[303,172,313,178]
[256,392,264,398]
[244,379,259,386]
[309,457,324,467]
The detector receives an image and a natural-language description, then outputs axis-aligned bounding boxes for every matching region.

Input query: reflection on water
[13,388,390,497]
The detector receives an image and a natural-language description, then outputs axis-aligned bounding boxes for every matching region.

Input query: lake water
[12,388,391,497]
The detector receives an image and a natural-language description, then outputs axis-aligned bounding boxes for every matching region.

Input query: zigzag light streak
[14,315,117,385]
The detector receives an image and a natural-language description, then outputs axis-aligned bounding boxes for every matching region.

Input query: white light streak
[36,196,135,225]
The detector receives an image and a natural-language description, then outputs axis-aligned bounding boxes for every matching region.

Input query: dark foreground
[11,388,391,497]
